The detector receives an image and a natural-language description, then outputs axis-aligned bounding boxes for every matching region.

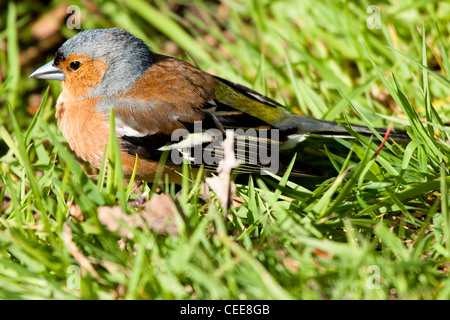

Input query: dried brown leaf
[97,206,141,239]
[68,201,84,222]
[142,194,179,237]
[31,3,69,40]
[62,223,98,277]
[283,257,300,273]
[205,130,239,210]
[312,248,333,260]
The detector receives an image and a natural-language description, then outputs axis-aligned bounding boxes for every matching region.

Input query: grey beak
[29,60,65,81]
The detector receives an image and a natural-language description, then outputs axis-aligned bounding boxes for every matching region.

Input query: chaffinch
[29,28,409,182]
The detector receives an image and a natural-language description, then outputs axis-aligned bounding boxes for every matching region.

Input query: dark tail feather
[279,114,410,142]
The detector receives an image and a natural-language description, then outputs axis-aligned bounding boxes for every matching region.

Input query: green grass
[0,0,449,299]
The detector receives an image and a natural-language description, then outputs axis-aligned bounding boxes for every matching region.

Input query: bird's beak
[29,60,65,81]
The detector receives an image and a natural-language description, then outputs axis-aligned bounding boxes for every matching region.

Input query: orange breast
[56,94,110,168]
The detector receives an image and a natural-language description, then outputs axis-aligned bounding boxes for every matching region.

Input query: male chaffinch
[29,28,409,182]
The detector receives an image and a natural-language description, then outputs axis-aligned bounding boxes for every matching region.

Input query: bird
[29,28,409,183]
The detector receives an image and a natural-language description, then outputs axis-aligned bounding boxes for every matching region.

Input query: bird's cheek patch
[83,58,109,92]
[64,58,109,99]
[78,58,109,84]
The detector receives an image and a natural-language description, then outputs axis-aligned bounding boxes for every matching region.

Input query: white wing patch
[157,132,218,151]
[279,134,307,150]
[115,118,147,137]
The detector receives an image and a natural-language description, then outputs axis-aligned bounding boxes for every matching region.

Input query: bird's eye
[69,61,81,71]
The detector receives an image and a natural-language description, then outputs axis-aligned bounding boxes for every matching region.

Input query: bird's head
[29,28,153,99]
